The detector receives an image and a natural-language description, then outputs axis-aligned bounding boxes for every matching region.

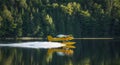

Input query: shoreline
[0,37,44,40]
[0,37,115,41]
[75,38,114,40]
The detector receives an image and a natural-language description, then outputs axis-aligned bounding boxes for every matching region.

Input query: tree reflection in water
[0,41,76,65]
[0,40,120,65]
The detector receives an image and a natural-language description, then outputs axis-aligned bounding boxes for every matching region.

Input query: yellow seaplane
[47,34,74,42]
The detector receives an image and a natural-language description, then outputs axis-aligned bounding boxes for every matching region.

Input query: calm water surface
[0,39,120,65]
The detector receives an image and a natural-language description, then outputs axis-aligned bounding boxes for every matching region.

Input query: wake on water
[0,41,66,49]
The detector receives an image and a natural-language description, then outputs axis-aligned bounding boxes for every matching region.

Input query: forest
[0,0,120,38]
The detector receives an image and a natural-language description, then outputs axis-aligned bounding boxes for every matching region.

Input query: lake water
[0,39,120,65]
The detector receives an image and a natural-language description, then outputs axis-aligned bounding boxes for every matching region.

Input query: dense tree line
[0,0,120,38]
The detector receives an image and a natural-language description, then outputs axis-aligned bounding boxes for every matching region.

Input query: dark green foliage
[0,0,120,38]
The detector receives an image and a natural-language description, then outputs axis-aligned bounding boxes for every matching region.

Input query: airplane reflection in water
[46,42,76,63]
[46,48,75,62]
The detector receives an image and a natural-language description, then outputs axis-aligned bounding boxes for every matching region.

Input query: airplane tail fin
[47,35,53,41]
